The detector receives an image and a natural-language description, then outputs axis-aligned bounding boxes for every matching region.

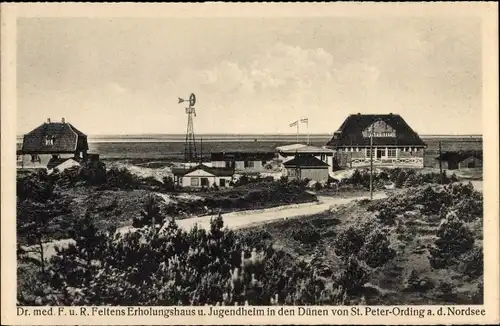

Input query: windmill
[178,93,197,163]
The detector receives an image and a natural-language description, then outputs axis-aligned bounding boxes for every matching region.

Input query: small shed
[436,150,483,170]
[283,155,330,182]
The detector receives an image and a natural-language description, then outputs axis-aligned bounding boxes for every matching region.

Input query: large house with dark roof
[17,118,90,169]
[327,114,427,168]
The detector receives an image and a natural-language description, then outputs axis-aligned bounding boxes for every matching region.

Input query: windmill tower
[178,93,197,163]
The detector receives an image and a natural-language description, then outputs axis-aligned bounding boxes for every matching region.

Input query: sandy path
[23,192,387,259]
[22,180,482,260]
[171,193,388,231]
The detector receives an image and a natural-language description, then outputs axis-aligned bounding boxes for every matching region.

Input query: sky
[17,17,482,135]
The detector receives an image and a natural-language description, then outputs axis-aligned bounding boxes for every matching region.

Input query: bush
[18,213,366,306]
[334,227,365,260]
[428,214,475,269]
[459,245,483,279]
[314,182,323,191]
[162,176,176,192]
[291,224,321,245]
[359,229,396,268]
[17,172,55,202]
[335,256,368,296]
[132,195,164,228]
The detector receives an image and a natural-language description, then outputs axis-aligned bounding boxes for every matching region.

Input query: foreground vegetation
[17,179,483,305]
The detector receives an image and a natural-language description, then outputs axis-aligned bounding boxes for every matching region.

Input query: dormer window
[44,135,55,146]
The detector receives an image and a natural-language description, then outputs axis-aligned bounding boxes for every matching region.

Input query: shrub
[428,214,474,269]
[17,172,55,202]
[21,213,360,306]
[162,176,176,192]
[132,195,164,228]
[359,229,396,268]
[404,270,435,292]
[314,182,323,191]
[453,196,483,222]
[376,207,397,225]
[334,227,365,260]
[335,256,368,296]
[291,224,321,245]
[459,245,483,279]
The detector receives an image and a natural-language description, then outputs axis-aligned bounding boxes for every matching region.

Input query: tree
[162,176,176,192]
[133,195,164,228]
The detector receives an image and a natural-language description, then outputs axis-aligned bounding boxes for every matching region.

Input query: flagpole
[307,121,310,145]
[296,122,299,143]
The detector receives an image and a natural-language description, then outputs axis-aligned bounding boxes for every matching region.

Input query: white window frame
[190,178,199,187]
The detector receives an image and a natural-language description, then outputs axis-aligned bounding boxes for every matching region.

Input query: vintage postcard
[1,2,499,325]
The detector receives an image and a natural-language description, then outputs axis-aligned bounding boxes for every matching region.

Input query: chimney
[47,118,51,123]
[62,117,66,123]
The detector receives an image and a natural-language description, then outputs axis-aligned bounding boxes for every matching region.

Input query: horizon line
[16,132,484,137]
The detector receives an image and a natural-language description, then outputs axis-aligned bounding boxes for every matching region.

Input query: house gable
[361,120,396,138]
[327,114,426,147]
[184,169,215,178]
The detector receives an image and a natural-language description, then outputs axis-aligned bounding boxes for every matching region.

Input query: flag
[300,118,308,123]
[289,120,298,127]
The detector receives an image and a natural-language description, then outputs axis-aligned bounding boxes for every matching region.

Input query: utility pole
[369,124,374,200]
[438,141,443,184]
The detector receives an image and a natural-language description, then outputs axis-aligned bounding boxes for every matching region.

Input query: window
[225,161,231,168]
[190,178,199,187]
[467,161,476,168]
[262,160,267,166]
[201,178,209,187]
[44,135,55,146]
[366,149,375,158]
[244,161,254,168]
[388,148,397,158]
[219,178,226,187]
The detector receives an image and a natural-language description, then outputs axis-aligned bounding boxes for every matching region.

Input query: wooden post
[438,141,443,184]
[369,124,374,200]
[200,137,203,164]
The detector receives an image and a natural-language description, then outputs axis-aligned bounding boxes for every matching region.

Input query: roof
[326,114,426,147]
[175,164,234,177]
[48,158,81,172]
[276,144,334,154]
[283,155,330,168]
[21,121,88,154]
[47,157,82,170]
[210,151,275,161]
[436,150,482,162]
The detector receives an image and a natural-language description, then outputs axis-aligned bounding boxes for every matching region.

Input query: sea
[16,134,483,167]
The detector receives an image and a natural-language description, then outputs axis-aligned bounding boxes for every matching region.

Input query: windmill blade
[178,97,185,104]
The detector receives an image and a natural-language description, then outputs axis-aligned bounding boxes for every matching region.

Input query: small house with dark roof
[172,164,234,188]
[283,155,330,182]
[17,118,90,169]
[436,150,482,170]
[276,144,335,173]
[210,151,276,173]
[326,113,426,168]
